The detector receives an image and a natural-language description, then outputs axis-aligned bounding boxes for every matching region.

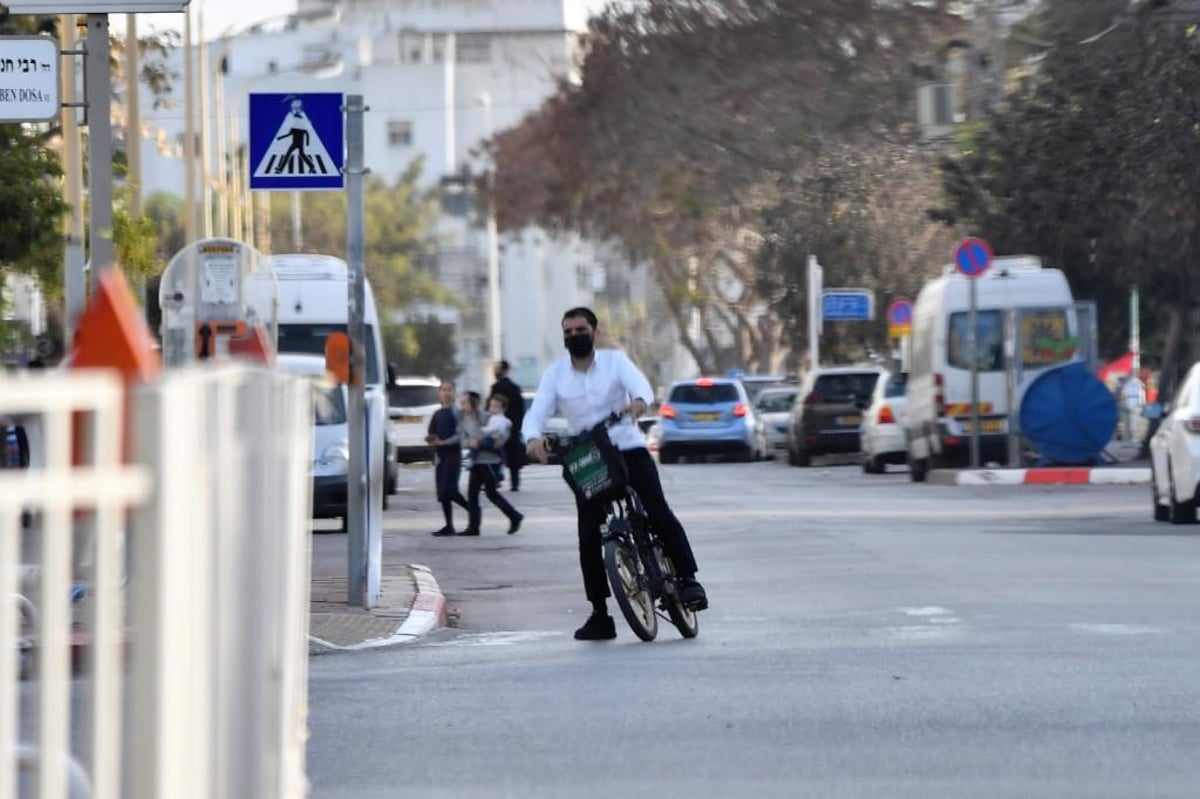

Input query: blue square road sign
[249,93,344,191]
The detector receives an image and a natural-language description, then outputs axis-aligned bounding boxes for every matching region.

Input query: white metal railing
[0,365,312,798]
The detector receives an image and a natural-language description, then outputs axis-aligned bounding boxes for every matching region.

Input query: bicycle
[550,413,699,642]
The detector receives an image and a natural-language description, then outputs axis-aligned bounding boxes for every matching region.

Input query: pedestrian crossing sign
[249,92,344,191]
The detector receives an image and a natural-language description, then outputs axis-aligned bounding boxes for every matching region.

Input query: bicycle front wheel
[603,537,657,641]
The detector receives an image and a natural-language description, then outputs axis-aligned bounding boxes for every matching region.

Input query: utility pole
[124,13,141,218]
[198,9,213,238]
[182,7,196,243]
[86,14,116,284]
[61,15,86,344]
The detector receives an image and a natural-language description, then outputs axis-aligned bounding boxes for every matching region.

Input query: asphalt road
[307,457,1199,799]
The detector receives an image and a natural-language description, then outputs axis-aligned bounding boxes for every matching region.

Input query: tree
[487,0,963,371]
[382,315,460,381]
[938,0,1200,397]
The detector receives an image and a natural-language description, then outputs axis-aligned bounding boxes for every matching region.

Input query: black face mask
[564,333,595,358]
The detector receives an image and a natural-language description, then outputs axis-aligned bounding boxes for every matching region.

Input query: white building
[138,0,679,391]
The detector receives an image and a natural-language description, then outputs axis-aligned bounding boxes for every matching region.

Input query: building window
[456,33,491,64]
[388,120,413,148]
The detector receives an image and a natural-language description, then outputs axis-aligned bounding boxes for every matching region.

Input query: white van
[264,253,398,497]
[904,256,1078,480]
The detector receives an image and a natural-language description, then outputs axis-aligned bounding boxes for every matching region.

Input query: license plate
[398,415,422,424]
[837,415,861,426]
[692,412,720,422]
[961,419,1004,433]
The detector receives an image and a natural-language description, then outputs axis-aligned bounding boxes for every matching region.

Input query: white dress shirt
[522,349,653,451]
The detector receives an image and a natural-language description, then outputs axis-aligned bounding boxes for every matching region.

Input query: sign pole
[807,255,821,370]
[85,14,115,283]
[968,277,981,468]
[345,95,368,607]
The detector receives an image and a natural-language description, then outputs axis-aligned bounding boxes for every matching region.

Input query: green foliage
[0,124,67,295]
[938,0,1200,388]
[382,316,460,381]
[267,162,450,313]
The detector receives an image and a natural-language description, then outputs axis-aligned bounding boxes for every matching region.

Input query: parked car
[277,354,350,528]
[787,366,885,467]
[656,377,763,464]
[861,371,908,474]
[737,374,789,404]
[753,387,798,459]
[1149,361,1200,524]
[388,376,441,463]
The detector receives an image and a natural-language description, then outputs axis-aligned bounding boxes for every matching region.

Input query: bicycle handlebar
[544,411,625,453]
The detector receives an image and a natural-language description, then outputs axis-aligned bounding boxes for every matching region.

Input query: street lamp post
[480,92,501,369]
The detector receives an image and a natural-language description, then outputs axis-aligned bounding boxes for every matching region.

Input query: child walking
[459,392,523,536]
[426,380,470,537]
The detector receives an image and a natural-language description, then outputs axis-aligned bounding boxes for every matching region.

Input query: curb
[308,563,446,653]
[934,467,1151,486]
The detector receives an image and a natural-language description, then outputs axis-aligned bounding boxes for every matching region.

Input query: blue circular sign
[887,298,913,325]
[953,237,993,278]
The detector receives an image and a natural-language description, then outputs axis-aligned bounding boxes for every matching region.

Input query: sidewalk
[308,561,446,654]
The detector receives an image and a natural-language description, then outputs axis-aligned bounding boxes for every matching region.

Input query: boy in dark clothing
[425,380,470,536]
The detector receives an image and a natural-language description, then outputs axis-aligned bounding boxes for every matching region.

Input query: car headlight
[316,440,349,468]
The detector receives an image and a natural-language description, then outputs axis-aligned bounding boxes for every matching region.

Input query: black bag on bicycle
[561,424,628,503]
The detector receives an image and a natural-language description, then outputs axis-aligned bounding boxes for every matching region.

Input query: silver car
[754,387,798,459]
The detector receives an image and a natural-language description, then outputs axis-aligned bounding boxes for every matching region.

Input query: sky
[128,0,299,41]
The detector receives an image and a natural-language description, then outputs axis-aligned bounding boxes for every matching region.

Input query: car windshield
[389,385,440,408]
[670,383,739,404]
[756,392,796,413]
[277,323,380,385]
[812,373,879,402]
[313,383,346,426]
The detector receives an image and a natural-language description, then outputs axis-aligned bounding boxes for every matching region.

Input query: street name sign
[249,92,345,191]
[822,289,874,321]
[3,0,189,11]
[0,37,59,122]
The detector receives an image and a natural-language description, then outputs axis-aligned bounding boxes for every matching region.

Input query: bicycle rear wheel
[661,556,699,639]
[603,537,657,641]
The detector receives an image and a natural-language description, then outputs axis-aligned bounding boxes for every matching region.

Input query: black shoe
[457,527,480,536]
[679,579,708,611]
[574,613,617,641]
[430,526,456,537]
[508,513,523,534]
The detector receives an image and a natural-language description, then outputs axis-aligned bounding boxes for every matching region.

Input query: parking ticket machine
[158,238,279,368]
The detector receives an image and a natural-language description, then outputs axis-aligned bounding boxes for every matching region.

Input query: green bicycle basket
[561,425,628,503]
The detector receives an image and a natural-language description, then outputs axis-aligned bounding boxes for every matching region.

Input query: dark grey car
[787,367,884,466]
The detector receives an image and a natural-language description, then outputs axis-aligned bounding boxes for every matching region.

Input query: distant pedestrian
[459,392,523,536]
[1121,373,1146,443]
[490,360,526,492]
[426,381,470,537]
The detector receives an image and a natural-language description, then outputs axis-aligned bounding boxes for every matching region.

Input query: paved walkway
[308,560,445,654]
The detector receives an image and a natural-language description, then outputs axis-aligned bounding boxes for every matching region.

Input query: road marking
[431,631,563,647]
[1069,623,1167,636]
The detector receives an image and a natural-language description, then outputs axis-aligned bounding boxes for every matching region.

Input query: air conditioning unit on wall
[917,83,957,140]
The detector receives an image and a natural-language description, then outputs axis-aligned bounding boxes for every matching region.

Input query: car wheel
[787,443,799,467]
[910,457,928,483]
[863,454,882,475]
[1151,463,1169,522]
[1167,462,1196,525]
[795,448,811,467]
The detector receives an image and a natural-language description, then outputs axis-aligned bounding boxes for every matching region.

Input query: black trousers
[467,463,520,531]
[574,447,699,604]
[504,436,524,489]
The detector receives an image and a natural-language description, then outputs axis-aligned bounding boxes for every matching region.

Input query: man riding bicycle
[523,306,708,640]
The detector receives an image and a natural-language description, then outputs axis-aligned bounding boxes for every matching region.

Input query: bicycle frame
[601,488,670,601]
